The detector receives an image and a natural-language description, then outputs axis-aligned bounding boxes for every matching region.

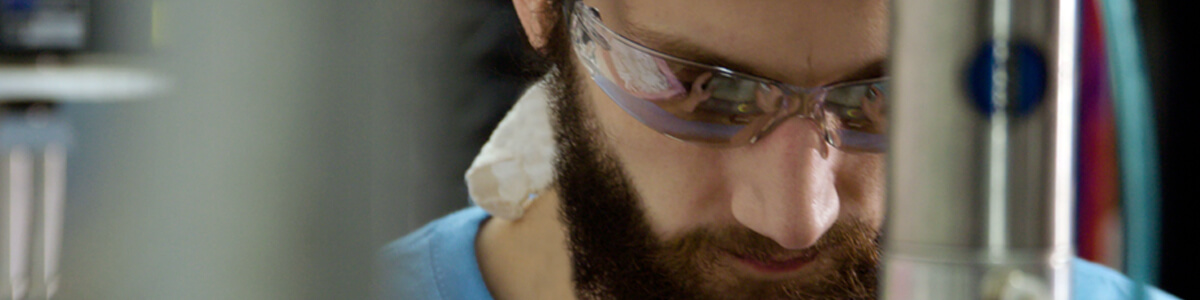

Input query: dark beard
[546,64,881,299]
[548,62,700,300]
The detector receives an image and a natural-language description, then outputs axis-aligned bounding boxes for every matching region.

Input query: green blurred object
[1100,0,1161,298]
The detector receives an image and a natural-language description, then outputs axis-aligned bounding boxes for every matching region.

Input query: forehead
[586,0,889,86]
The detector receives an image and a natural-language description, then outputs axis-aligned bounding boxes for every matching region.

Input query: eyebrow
[615,19,887,86]
[619,21,760,74]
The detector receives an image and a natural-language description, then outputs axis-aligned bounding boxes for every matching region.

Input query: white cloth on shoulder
[464,80,556,220]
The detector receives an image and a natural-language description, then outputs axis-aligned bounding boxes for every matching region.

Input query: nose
[727,118,840,250]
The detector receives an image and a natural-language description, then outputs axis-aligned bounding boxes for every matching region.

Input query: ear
[512,0,553,50]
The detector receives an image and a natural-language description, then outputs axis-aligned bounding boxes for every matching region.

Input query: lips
[726,250,820,274]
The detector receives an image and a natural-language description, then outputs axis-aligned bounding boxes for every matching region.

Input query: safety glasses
[568,1,889,152]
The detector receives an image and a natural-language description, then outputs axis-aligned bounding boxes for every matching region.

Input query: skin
[480,0,889,299]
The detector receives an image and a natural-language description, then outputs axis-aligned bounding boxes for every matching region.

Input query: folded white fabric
[465,80,556,220]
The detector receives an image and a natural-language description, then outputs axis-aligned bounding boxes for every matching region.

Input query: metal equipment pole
[882,0,1079,298]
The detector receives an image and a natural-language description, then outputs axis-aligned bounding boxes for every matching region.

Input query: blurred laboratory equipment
[5,0,530,298]
[883,0,1190,296]
[884,0,1078,298]
[2,0,161,299]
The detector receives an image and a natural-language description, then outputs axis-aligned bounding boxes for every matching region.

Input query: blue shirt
[377,207,1179,300]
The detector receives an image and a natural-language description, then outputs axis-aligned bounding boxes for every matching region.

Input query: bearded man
[378,0,1178,299]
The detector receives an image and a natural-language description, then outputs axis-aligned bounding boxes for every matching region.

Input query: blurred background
[0,0,1194,299]
[6,0,533,298]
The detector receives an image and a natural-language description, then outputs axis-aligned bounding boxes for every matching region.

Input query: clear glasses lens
[821,81,888,151]
[570,2,888,151]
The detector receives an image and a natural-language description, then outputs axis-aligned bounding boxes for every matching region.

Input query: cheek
[833,152,887,228]
[584,83,731,235]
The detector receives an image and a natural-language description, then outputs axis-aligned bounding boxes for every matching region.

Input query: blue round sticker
[967,41,1048,116]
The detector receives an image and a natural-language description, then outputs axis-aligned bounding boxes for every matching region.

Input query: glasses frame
[567,0,889,152]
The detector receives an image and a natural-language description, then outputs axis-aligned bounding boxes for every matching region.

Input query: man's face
[544,0,889,299]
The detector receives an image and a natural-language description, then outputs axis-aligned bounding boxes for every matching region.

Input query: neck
[476,190,575,300]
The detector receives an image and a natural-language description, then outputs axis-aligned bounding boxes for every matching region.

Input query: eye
[824,83,888,132]
[707,75,761,104]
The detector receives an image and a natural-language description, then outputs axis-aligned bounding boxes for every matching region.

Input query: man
[379,0,1178,299]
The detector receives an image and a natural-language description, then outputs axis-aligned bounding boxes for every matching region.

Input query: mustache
[658,219,880,264]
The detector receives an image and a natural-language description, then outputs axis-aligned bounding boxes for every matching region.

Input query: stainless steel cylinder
[882,0,1078,298]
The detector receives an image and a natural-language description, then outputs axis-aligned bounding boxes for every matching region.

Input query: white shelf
[0,65,166,102]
